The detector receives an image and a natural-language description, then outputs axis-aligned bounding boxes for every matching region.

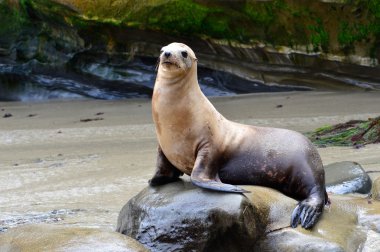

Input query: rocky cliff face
[1,0,380,101]
[2,0,380,66]
[53,0,380,65]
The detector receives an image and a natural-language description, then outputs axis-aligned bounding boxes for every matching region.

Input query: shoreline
[1,90,380,231]
[2,90,380,130]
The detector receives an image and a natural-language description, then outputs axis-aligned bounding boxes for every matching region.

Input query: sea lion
[149,42,329,229]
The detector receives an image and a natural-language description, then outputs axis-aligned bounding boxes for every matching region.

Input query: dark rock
[2,113,12,118]
[116,181,263,252]
[325,161,372,194]
[0,47,9,56]
[0,224,148,252]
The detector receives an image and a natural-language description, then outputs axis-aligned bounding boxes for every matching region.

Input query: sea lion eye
[181,51,188,58]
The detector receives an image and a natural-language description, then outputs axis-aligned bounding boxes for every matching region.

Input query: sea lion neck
[155,64,199,95]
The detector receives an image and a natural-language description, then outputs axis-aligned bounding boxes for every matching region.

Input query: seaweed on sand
[308,116,380,147]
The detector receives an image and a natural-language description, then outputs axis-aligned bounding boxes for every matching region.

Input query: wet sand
[0,91,380,231]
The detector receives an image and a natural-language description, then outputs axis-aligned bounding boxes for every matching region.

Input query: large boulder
[0,224,147,252]
[116,180,264,252]
[118,181,380,252]
[325,161,372,194]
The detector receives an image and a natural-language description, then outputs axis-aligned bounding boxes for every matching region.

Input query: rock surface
[244,186,380,252]
[118,181,380,252]
[116,181,263,252]
[0,224,148,252]
[325,161,372,194]
[254,229,345,252]
[372,177,380,201]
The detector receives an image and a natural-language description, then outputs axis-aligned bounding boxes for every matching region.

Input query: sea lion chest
[152,88,202,174]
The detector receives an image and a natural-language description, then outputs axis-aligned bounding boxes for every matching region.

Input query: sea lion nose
[164,52,171,58]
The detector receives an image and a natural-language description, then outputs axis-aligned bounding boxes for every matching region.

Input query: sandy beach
[1,91,380,231]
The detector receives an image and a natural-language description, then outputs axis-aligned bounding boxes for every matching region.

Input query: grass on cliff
[308,116,380,147]
[0,1,28,44]
[3,0,380,57]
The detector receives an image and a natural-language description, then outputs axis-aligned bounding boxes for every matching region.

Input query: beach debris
[308,116,380,147]
[80,117,104,122]
[3,113,12,118]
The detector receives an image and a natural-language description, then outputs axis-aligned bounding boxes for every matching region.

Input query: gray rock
[15,25,84,64]
[325,161,372,194]
[116,181,263,252]
[0,224,148,252]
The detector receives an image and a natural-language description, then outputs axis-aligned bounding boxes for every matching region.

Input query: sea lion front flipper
[149,146,183,186]
[190,151,249,194]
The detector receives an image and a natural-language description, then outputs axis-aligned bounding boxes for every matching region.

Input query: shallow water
[0,125,156,232]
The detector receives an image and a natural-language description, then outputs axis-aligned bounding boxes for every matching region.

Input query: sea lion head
[158,42,197,75]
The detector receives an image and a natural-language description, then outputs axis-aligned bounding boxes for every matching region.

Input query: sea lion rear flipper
[190,152,249,194]
[149,146,183,186]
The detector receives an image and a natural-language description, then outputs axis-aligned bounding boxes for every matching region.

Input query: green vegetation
[308,117,380,147]
[334,0,380,55]
[0,2,28,45]
[130,0,209,36]
[308,18,329,52]
[369,0,380,18]
[244,3,276,26]
[338,21,379,52]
